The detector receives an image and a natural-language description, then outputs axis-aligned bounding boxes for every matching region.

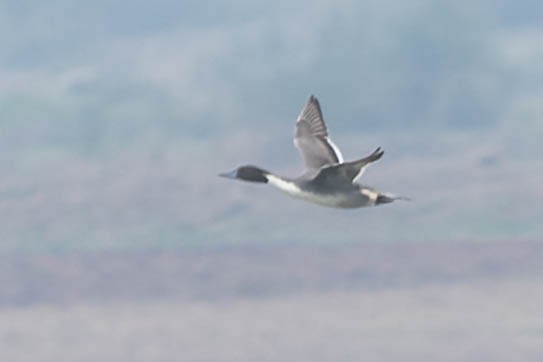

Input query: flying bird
[220,95,409,208]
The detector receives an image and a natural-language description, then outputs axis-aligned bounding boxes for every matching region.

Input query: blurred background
[1,0,542,361]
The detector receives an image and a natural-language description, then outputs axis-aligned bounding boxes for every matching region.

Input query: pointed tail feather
[376,193,411,205]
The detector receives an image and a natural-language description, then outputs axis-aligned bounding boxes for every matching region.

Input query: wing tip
[375,147,384,159]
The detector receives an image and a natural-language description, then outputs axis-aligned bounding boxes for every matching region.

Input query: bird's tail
[376,193,411,205]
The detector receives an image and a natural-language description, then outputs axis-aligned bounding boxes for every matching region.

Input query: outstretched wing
[313,147,384,185]
[294,95,343,171]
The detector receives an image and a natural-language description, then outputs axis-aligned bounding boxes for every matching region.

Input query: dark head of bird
[219,165,269,183]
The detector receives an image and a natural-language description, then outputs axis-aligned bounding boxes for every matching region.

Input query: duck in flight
[220,95,409,208]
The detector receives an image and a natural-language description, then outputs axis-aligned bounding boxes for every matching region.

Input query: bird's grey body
[220,95,408,208]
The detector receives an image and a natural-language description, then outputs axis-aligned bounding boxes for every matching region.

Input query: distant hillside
[2,241,542,307]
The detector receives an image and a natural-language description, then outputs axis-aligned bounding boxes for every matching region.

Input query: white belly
[266,175,372,208]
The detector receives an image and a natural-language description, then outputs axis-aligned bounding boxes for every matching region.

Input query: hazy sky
[1,0,542,251]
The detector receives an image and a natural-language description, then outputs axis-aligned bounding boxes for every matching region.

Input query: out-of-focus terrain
[1,241,542,362]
